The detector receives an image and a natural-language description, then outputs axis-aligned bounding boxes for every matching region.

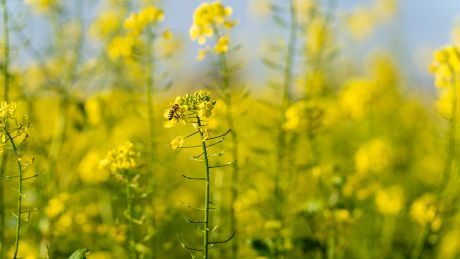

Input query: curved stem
[198,117,211,259]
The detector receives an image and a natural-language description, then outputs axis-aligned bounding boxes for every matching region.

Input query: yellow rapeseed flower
[124,6,164,36]
[170,136,184,150]
[410,193,442,231]
[107,35,141,61]
[90,10,123,39]
[214,35,230,54]
[189,1,235,45]
[355,138,393,174]
[99,141,139,176]
[375,185,405,215]
[430,46,460,88]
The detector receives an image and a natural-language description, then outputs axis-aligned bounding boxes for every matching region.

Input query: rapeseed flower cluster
[0,102,29,154]
[124,6,164,36]
[355,138,393,174]
[99,141,139,179]
[430,46,460,88]
[164,90,216,129]
[283,100,324,133]
[189,1,236,60]
[430,46,460,118]
[106,5,165,61]
[375,185,404,215]
[410,193,442,231]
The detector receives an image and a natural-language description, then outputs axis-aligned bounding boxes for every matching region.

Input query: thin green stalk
[0,1,10,255]
[146,29,157,257]
[410,224,429,259]
[0,155,5,258]
[274,0,297,257]
[2,0,9,101]
[213,28,240,259]
[126,175,137,259]
[198,117,211,259]
[411,72,459,259]
[5,128,23,259]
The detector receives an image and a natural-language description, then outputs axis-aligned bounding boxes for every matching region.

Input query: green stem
[410,224,429,259]
[274,0,297,257]
[0,155,5,258]
[411,71,459,259]
[2,0,9,101]
[198,117,210,259]
[146,28,157,257]
[126,176,136,259]
[5,128,23,259]
[0,2,10,254]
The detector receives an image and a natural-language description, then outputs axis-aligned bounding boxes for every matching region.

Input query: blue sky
[159,0,460,87]
[6,0,460,88]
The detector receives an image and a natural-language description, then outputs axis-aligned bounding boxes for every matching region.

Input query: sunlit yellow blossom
[355,138,393,173]
[164,90,216,128]
[215,35,230,54]
[334,209,351,223]
[45,192,70,218]
[85,96,102,125]
[189,1,235,45]
[375,185,404,215]
[57,212,73,230]
[339,78,376,120]
[283,100,324,133]
[430,46,460,88]
[0,101,16,119]
[170,136,184,150]
[107,35,142,61]
[25,0,59,13]
[124,6,164,35]
[410,193,442,231]
[264,220,282,230]
[90,10,123,39]
[437,87,454,118]
[100,142,139,176]
[79,151,109,183]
